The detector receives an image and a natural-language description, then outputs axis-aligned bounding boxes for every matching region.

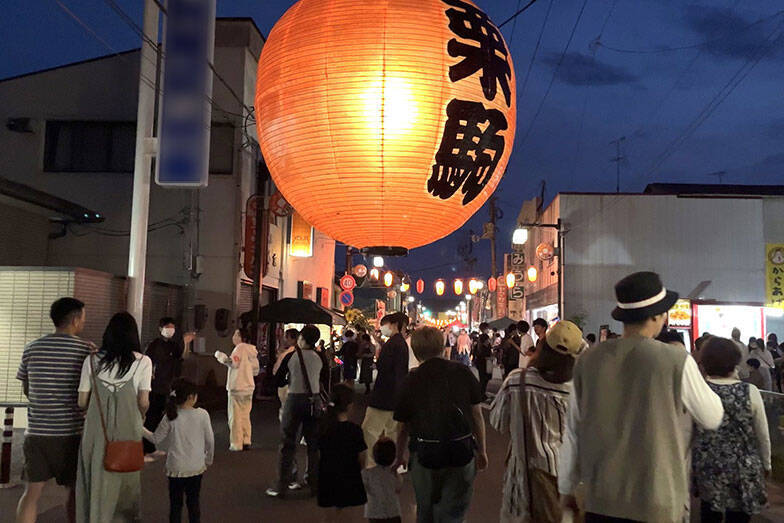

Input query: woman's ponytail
[166,378,198,421]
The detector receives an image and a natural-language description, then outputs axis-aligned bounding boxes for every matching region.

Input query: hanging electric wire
[642,15,784,178]
[498,0,540,29]
[596,9,784,55]
[516,0,590,153]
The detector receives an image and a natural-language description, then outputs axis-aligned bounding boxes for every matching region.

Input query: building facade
[518,185,784,344]
[0,18,335,353]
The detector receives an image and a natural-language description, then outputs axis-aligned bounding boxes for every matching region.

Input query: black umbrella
[258,298,346,326]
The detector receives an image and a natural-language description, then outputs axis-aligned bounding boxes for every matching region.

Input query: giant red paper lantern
[487,276,497,292]
[256,0,516,253]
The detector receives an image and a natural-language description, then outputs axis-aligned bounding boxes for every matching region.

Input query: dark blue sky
[3,0,784,294]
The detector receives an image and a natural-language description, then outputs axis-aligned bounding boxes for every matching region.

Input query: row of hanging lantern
[368,267,535,294]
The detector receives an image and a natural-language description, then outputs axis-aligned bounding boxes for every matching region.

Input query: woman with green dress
[76,312,153,522]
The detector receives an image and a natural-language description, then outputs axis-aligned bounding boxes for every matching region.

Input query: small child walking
[361,438,402,523]
[143,378,214,523]
[317,383,367,521]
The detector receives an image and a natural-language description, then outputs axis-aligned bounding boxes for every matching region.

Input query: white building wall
[559,193,766,335]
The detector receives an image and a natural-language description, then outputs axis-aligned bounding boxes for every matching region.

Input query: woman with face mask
[361,312,410,467]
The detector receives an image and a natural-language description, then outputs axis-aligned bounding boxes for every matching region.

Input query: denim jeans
[278,393,319,490]
[409,452,476,523]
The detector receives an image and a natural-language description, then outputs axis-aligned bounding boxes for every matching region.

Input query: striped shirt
[491,367,571,476]
[16,334,92,436]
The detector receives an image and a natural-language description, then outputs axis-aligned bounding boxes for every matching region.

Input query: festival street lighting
[506,272,516,289]
[512,227,529,245]
[373,256,384,268]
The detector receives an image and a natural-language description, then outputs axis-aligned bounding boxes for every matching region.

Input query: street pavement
[1,375,783,522]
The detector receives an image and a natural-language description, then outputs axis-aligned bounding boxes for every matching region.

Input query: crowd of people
[12,269,780,522]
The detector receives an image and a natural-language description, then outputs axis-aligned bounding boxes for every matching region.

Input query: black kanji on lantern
[443,0,512,107]
[429,99,507,205]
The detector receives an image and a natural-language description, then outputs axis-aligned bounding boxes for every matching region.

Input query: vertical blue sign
[156,0,216,187]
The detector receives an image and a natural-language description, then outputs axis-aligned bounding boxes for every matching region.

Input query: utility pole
[610,136,626,193]
[488,196,498,279]
[488,196,500,321]
[127,0,160,334]
[345,247,354,276]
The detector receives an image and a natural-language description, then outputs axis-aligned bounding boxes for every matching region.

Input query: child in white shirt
[143,378,214,523]
[214,329,259,450]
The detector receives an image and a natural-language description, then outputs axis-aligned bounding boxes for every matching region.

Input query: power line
[569,0,619,180]
[516,0,590,153]
[100,0,253,119]
[597,9,784,55]
[498,0,540,29]
[507,0,524,46]
[643,17,784,178]
[516,0,554,106]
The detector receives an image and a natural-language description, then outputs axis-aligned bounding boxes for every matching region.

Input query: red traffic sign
[353,264,368,278]
[339,290,354,307]
[340,274,356,291]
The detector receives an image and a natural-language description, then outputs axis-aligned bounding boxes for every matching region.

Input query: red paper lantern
[384,271,394,288]
[454,279,464,296]
[505,272,515,289]
[255,0,516,252]
[416,279,425,294]
[487,277,497,292]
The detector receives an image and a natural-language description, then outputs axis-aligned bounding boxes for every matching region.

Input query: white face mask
[297,337,308,349]
[380,325,393,337]
[161,327,175,339]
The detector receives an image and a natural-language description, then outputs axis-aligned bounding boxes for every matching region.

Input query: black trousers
[169,475,202,523]
[144,392,168,453]
[700,501,751,523]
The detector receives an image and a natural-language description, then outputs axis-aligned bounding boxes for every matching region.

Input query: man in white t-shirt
[518,321,535,369]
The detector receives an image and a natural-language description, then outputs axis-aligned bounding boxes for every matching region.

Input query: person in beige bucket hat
[490,320,585,523]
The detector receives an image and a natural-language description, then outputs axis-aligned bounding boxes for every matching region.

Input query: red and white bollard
[0,407,17,489]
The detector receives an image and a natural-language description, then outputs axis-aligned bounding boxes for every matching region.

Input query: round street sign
[340,274,357,291]
[353,264,368,278]
[339,290,354,307]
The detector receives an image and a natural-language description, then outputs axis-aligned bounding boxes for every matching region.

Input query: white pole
[127,0,160,333]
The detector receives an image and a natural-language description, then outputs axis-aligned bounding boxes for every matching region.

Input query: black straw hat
[611,271,679,322]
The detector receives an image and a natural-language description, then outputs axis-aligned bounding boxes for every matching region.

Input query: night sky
[3,0,784,299]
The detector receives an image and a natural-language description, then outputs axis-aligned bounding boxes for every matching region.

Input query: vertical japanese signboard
[156,0,216,187]
[496,276,507,318]
[289,212,314,257]
[766,244,784,308]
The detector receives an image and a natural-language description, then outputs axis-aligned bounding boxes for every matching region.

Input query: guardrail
[761,391,784,483]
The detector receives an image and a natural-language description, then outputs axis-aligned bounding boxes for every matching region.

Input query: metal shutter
[0,269,75,404]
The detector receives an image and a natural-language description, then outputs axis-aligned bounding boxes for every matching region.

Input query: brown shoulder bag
[89,355,144,473]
